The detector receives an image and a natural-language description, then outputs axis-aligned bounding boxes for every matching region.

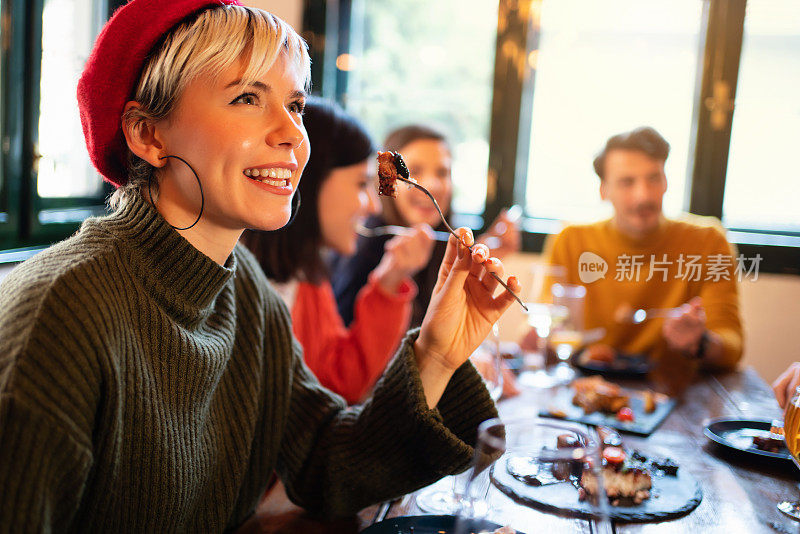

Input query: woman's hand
[414,228,521,407]
[773,362,800,409]
[372,224,435,293]
[476,209,521,259]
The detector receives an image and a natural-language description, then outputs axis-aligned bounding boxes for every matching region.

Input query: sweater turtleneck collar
[96,192,236,325]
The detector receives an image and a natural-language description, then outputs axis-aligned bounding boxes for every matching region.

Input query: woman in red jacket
[241,97,435,404]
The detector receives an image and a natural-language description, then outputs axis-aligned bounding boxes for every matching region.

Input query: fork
[394,176,528,312]
[618,306,683,324]
[356,224,451,242]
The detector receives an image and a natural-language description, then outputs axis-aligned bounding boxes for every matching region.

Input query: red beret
[77,0,242,187]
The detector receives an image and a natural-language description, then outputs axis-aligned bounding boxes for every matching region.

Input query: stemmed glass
[415,325,503,514]
[455,417,612,533]
[518,284,589,390]
[547,283,587,382]
[778,386,800,519]
[517,302,569,391]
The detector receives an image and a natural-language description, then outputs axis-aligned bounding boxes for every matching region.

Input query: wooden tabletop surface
[358,367,799,534]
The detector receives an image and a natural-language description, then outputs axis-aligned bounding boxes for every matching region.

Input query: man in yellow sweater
[543,127,743,371]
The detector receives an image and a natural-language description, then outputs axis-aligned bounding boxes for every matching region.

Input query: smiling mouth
[244,167,292,187]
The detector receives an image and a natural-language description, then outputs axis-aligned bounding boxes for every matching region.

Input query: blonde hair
[112,5,310,209]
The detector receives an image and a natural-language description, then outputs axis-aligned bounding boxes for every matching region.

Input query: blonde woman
[0,1,520,532]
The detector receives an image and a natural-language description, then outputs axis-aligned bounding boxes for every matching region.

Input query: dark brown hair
[380,124,451,226]
[592,126,670,180]
[240,96,375,284]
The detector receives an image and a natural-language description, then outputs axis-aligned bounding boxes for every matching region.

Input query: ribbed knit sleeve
[0,243,108,533]
[276,324,498,517]
[0,397,93,532]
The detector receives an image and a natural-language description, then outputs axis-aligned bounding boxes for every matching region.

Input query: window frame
[0,0,27,249]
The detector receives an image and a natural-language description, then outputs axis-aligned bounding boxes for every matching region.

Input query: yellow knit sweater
[543,215,743,371]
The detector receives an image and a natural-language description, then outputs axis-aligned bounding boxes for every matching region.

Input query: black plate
[539,385,676,437]
[361,514,512,534]
[703,417,791,461]
[572,350,651,379]
[492,453,702,523]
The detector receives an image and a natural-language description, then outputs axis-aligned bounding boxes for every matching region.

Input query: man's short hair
[593,126,670,180]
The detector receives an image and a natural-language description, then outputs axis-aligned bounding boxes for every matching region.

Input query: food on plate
[648,455,679,476]
[616,407,635,422]
[572,376,629,415]
[509,425,680,507]
[377,151,410,198]
[545,377,665,425]
[602,446,626,465]
[642,390,657,414]
[597,425,623,448]
[546,405,568,419]
[580,431,680,506]
[582,343,616,364]
[752,420,786,453]
[580,450,652,505]
[570,376,662,420]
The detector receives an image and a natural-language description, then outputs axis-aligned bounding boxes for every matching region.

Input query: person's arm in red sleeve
[295,225,433,404]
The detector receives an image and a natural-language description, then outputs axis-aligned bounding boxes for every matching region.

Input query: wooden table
[358,367,800,533]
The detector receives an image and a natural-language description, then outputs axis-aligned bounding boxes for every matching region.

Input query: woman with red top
[241,97,435,404]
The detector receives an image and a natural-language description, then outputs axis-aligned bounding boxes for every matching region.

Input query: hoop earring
[148,155,204,231]
[286,190,302,227]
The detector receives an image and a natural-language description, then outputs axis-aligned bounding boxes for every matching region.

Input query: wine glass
[415,325,503,514]
[777,386,800,519]
[455,417,612,533]
[548,283,587,382]
[517,302,570,391]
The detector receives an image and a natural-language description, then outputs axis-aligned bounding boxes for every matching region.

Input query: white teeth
[244,167,293,180]
[243,168,290,187]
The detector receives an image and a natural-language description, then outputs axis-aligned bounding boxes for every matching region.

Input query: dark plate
[572,350,651,379]
[539,384,676,437]
[492,453,702,523]
[361,514,511,534]
[703,417,791,461]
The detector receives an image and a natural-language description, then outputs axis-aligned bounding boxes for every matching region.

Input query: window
[0,0,117,255]
[327,0,499,215]
[723,0,800,234]
[37,0,106,201]
[313,0,799,272]
[522,0,703,223]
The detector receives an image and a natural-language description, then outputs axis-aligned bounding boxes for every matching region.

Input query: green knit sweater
[0,193,498,533]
